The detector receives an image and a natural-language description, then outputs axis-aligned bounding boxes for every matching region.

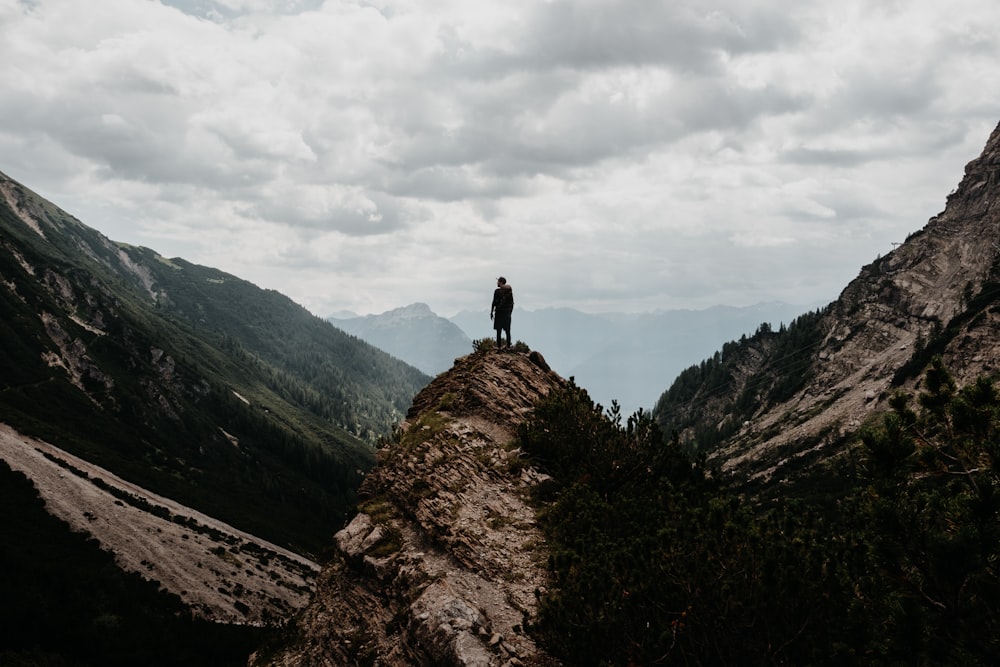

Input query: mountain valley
[3,117,1000,664]
[265,120,1000,665]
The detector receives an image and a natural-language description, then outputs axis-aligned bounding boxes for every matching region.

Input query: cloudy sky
[2,0,999,318]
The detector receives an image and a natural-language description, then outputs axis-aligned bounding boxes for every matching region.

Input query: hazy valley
[333,300,817,416]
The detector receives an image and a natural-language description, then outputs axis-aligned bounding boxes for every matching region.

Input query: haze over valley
[333,300,821,416]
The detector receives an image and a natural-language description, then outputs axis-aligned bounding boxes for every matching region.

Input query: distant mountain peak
[370,302,436,321]
[393,302,433,316]
[328,303,471,376]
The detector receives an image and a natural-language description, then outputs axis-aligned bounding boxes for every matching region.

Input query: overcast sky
[3,0,999,317]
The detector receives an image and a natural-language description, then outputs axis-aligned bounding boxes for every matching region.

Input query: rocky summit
[254,349,565,666]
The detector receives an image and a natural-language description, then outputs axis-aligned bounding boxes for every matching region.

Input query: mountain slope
[568,302,814,414]
[0,169,428,555]
[330,302,472,375]
[1,423,318,624]
[0,458,268,667]
[653,120,1000,491]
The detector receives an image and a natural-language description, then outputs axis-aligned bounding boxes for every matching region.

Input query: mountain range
[333,301,815,416]
[0,168,431,554]
[329,302,472,376]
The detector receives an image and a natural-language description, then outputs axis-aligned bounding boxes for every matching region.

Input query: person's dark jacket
[492,284,513,314]
[491,284,513,329]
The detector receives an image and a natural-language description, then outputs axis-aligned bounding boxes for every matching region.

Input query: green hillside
[0,171,429,555]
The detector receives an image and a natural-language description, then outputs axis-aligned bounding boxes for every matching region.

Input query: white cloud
[2,0,999,318]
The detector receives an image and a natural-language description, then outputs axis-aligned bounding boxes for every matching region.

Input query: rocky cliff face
[666,121,1000,484]
[254,349,565,666]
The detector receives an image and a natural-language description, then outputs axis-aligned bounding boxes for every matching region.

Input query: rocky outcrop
[254,349,565,666]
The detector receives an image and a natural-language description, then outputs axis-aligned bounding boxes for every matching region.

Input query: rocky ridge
[693,121,1000,482]
[254,349,565,666]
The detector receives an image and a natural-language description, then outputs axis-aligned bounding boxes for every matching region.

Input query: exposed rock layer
[679,121,1000,483]
[255,349,564,666]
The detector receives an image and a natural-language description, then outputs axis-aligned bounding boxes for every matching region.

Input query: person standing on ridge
[490,276,514,349]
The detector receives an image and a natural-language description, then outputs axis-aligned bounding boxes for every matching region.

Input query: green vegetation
[0,176,429,555]
[853,357,1000,663]
[652,308,827,455]
[0,460,269,666]
[519,361,1000,665]
[472,337,530,353]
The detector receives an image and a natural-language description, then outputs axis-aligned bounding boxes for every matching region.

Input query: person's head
[497,276,507,286]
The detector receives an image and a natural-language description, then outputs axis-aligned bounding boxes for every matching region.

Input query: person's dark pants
[494,312,511,348]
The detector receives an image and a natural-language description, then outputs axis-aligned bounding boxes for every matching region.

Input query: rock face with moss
[254,349,565,666]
